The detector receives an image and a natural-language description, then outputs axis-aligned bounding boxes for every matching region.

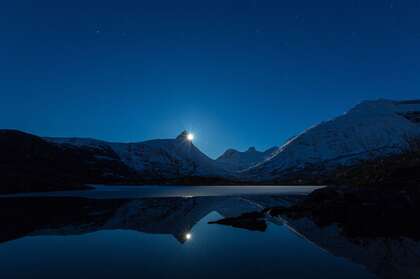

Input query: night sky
[1,0,420,158]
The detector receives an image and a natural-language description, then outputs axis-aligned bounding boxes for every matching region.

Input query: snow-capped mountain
[216,146,278,172]
[244,99,420,181]
[47,131,227,179]
[3,98,420,191]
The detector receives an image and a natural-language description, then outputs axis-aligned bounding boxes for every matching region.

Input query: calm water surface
[0,185,324,199]
[0,186,417,279]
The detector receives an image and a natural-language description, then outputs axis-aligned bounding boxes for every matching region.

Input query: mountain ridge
[243,99,420,181]
[46,130,228,180]
[2,99,420,192]
[215,146,278,172]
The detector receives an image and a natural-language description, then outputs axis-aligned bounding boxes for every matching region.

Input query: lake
[0,185,418,279]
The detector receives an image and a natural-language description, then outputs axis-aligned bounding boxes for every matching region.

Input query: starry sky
[1,0,420,158]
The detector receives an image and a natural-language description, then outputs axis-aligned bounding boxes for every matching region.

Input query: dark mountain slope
[0,130,135,193]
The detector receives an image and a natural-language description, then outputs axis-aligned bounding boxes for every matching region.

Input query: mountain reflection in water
[0,192,419,279]
[0,195,297,243]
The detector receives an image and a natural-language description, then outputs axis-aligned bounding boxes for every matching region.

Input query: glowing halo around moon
[186,133,194,141]
[185,233,192,240]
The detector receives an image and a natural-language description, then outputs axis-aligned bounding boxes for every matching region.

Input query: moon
[187,133,194,141]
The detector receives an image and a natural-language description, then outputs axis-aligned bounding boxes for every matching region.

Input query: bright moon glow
[187,133,194,141]
[185,233,192,240]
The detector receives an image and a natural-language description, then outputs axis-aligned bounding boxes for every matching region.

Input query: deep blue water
[0,213,374,279]
[0,186,416,279]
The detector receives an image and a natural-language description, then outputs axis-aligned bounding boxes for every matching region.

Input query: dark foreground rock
[269,185,420,240]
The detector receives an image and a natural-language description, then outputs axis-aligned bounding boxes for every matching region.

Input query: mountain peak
[176,130,189,140]
[216,146,278,172]
[246,147,257,152]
